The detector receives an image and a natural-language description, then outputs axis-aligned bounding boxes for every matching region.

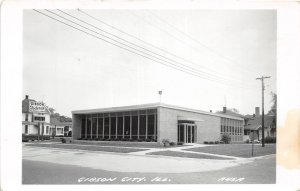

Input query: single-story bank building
[72,103,244,143]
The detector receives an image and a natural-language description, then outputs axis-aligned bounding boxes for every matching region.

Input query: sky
[23,9,276,117]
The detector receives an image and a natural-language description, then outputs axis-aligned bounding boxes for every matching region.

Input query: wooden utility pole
[256,76,270,147]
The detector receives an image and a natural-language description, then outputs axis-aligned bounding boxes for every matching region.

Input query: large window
[25,114,28,121]
[124,116,130,139]
[87,116,91,138]
[139,114,146,140]
[111,116,117,139]
[147,114,155,140]
[131,115,138,140]
[81,115,86,138]
[104,117,110,139]
[221,117,243,142]
[98,118,103,138]
[25,125,28,134]
[117,116,123,139]
[92,117,97,138]
[79,109,157,142]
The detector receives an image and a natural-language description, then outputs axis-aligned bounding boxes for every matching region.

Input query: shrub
[22,134,50,141]
[219,141,225,144]
[61,138,66,143]
[145,138,151,142]
[51,131,56,139]
[245,139,250,144]
[214,141,220,144]
[137,139,143,142]
[203,141,208,144]
[177,142,184,145]
[129,139,135,142]
[121,138,128,141]
[162,139,170,147]
[265,136,276,143]
[208,141,214,144]
[221,133,231,144]
[169,141,175,146]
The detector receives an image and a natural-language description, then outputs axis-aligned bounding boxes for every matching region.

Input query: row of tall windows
[220,118,243,142]
[80,109,157,141]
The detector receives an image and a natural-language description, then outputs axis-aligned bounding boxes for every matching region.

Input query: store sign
[29,101,46,113]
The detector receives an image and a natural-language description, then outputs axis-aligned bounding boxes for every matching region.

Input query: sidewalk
[23,145,249,173]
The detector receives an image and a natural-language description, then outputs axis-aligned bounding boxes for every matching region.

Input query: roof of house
[216,110,246,119]
[50,117,72,126]
[244,115,275,130]
[72,103,244,121]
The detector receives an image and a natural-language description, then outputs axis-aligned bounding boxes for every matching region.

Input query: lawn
[185,144,276,158]
[71,140,186,148]
[146,151,233,160]
[25,143,148,153]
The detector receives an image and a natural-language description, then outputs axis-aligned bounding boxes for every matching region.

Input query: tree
[268,92,277,116]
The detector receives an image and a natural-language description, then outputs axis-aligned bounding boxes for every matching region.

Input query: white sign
[29,101,46,113]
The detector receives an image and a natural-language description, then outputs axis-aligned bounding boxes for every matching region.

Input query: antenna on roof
[158,90,162,104]
[224,96,227,107]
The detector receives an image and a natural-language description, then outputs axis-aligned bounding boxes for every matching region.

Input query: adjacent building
[50,117,72,136]
[22,95,51,136]
[244,107,276,141]
[72,103,244,143]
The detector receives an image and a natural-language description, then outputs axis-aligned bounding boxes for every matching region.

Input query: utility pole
[256,76,270,147]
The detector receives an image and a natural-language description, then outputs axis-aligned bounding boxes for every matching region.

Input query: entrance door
[178,123,196,143]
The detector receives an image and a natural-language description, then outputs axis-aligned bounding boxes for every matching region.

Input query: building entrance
[178,123,196,143]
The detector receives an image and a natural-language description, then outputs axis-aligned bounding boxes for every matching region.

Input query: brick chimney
[255,107,260,117]
[25,95,29,99]
[223,107,226,113]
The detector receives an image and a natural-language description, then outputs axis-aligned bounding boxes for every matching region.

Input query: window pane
[111,117,117,139]
[147,114,155,139]
[117,117,123,138]
[81,117,86,139]
[104,117,109,139]
[131,115,138,140]
[139,115,146,140]
[124,116,130,139]
[87,117,91,138]
[98,118,103,138]
[92,118,97,138]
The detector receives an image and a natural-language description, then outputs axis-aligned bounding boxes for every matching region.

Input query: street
[22,145,275,184]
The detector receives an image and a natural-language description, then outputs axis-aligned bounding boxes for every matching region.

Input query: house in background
[244,107,276,141]
[50,117,72,137]
[22,95,51,136]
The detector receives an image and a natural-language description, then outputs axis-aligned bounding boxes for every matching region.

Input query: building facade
[49,117,72,137]
[72,103,244,143]
[22,95,51,136]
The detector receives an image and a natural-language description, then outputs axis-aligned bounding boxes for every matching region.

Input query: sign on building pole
[249,132,258,157]
[29,101,47,113]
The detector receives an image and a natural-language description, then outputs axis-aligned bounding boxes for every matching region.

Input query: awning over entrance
[177,116,204,122]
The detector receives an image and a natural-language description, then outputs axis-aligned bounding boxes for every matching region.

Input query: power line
[33,9,252,90]
[148,11,240,66]
[33,10,240,88]
[45,9,245,87]
[57,9,234,83]
[77,9,234,82]
[140,10,259,75]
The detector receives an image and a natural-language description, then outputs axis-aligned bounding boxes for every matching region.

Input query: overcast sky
[23,9,276,117]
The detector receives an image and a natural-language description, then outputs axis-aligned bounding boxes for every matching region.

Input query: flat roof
[72,103,244,121]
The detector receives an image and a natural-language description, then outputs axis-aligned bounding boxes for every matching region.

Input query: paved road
[22,147,275,184]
